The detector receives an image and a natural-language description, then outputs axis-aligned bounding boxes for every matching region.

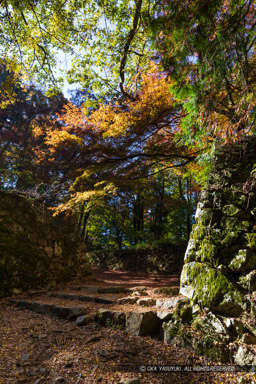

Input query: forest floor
[0,268,255,384]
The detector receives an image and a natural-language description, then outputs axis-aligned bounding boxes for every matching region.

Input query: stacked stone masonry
[162,136,256,364]
[180,137,256,317]
[0,191,91,297]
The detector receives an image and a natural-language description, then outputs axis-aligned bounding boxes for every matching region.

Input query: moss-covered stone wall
[0,191,91,297]
[161,137,256,364]
[180,136,256,316]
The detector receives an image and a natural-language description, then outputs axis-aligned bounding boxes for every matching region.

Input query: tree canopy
[1,0,153,97]
[1,0,256,248]
[151,0,256,144]
[2,0,255,137]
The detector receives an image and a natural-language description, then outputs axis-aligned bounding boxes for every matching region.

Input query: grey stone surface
[136,298,156,307]
[117,297,138,305]
[69,307,87,318]
[153,287,179,296]
[75,315,88,326]
[206,313,227,334]
[180,137,256,322]
[234,346,256,365]
[96,309,125,327]
[52,306,70,318]
[156,309,173,322]
[239,271,256,291]
[119,378,140,384]
[156,298,184,310]
[30,302,52,315]
[222,317,245,335]
[162,322,181,345]
[125,311,160,336]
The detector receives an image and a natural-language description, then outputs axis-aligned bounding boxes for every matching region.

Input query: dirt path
[0,269,254,384]
[91,268,180,288]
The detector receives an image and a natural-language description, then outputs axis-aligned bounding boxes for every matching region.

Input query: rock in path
[125,311,160,336]
[119,378,140,384]
[136,298,156,307]
[96,309,125,327]
[117,297,138,305]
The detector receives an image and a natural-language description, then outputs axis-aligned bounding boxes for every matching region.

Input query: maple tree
[1,3,256,378]
[2,0,255,128]
[0,65,66,192]
[1,0,254,247]
[46,66,195,185]
[42,64,200,247]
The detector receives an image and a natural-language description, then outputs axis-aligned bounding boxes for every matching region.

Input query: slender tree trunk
[81,209,91,245]
[78,201,86,229]
[133,193,144,231]
[154,177,165,241]
[178,177,192,240]
[116,231,123,250]
[133,192,144,242]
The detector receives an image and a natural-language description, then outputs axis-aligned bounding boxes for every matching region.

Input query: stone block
[125,311,160,336]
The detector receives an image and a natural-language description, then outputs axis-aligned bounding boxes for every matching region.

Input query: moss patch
[228,249,256,272]
[180,262,244,316]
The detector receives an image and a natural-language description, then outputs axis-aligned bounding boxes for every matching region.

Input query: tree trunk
[133,192,144,242]
[81,209,91,246]
[154,177,165,241]
[133,192,144,231]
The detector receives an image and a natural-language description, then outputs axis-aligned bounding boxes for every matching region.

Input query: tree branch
[119,0,142,100]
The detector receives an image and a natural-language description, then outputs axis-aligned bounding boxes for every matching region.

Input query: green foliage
[1,0,254,254]
[151,0,256,147]
[0,0,154,96]
[75,169,198,250]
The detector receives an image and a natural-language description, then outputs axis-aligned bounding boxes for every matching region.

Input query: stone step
[47,292,114,304]
[153,286,180,296]
[10,299,93,323]
[96,308,162,337]
[69,285,134,294]
[68,285,180,299]
[10,298,171,338]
